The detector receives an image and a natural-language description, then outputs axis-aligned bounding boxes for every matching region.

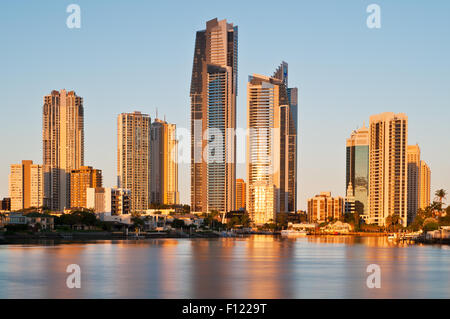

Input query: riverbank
[0,230,224,244]
[1,231,448,245]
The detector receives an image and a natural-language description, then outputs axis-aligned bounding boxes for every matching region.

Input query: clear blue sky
[1,0,449,209]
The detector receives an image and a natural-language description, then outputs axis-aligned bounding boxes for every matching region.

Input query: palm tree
[434,189,447,210]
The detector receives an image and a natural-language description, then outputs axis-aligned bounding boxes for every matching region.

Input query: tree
[434,189,447,209]
[131,216,145,231]
[423,217,439,232]
[385,214,402,232]
[171,218,185,229]
[240,214,250,228]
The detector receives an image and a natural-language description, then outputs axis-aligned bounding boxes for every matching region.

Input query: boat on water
[281,229,308,237]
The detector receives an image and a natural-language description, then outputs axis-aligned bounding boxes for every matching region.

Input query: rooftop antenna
[156,107,158,120]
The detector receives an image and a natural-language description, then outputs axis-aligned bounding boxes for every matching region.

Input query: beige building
[307,192,344,223]
[117,111,151,212]
[150,118,179,205]
[369,112,408,226]
[407,144,421,224]
[235,179,246,210]
[43,89,84,211]
[9,160,44,211]
[419,160,431,210]
[246,64,298,225]
[190,18,237,213]
[70,166,102,209]
[86,187,131,216]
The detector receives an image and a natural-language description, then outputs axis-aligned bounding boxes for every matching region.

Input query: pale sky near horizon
[1,0,449,210]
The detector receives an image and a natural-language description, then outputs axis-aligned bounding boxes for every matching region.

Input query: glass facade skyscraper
[346,124,369,219]
[190,18,237,213]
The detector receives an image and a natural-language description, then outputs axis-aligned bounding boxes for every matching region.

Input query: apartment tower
[368,112,408,226]
[190,18,237,213]
[407,144,421,224]
[235,178,246,211]
[43,89,84,211]
[346,123,369,219]
[117,112,151,212]
[9,160,44,211]
[150,118,179,205]
[419,161,431,209]
[70,166,102,209]
[246,63,298,225]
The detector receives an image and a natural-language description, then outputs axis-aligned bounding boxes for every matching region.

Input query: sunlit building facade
[70,166,102,209]
[246,63,298,225]
[86,187,131,216]
[419,160,431,210]
[368,112,408,226]
[150,118,179,205]
[117,111,151,213]
[235,178,246,210]
[190,18,237,213]
[43,89,84,211]
[407,144,421,224]
[9,160,44,211]
[307,192,344,223]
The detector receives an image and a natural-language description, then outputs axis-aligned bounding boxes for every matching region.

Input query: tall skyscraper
[346,124,369,219]
[246,63,298,225]
[70,166,102,209]
[369,112,408,226]
[273,62,298,213]
[419,160,431,210]
[235,178,246,211]
[150,118,179,205]
[43,89,84,211]
[9,160,44,211]
[117,111,151,213]
[190,18,238,213]
[407,144,421,224]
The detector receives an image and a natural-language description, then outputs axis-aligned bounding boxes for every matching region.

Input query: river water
[0,236,449,298]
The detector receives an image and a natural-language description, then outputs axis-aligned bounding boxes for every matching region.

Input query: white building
[86,187,131,216]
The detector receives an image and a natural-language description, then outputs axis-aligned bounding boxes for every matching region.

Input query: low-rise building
[87,187,131,216]
[322,221,352,234]
[307,192,344,223]
[1,212,54,230]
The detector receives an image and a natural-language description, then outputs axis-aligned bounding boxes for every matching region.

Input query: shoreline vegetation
[1,192,448,246]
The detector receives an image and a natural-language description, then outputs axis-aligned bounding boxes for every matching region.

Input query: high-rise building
[43,89,84,211]
[235,179,246,210]
[0,198,11,211]
[8,160,44,211]
[346,124,369,219]
[70,166,102,209]
[407,144,421,224]
[369,112,408,226]
[273,62,298,213]
[190,18,238,213]
[419,160,431,210]
[86,187,131,216]
[246,63,298,225]
[307,192,344,223]
[150,118,179,205]
[117,111,151,212]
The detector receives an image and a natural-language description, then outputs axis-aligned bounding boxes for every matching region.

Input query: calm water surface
[0,236,449,298]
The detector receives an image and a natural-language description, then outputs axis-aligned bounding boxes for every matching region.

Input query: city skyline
[1,1,449,210]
